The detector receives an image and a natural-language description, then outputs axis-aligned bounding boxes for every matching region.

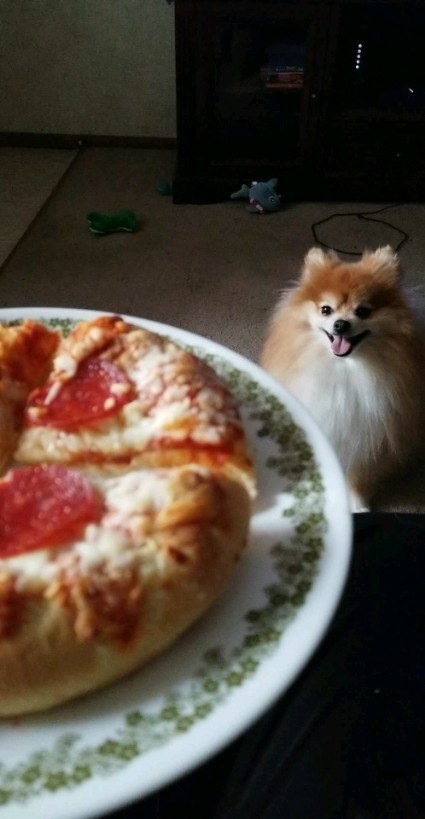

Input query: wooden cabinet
[173,0,425,203]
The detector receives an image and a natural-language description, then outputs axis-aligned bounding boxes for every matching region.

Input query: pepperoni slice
[0,465,102,557]
[25,356,136,430]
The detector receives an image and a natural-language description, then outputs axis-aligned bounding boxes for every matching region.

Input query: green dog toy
[87,209,139,235]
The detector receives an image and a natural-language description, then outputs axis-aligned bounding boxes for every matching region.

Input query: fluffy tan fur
[261,246,425,510]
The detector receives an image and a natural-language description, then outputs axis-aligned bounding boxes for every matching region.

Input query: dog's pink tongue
[331,336,352,356]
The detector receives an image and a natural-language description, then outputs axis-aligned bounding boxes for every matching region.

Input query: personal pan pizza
[0,315,255,716]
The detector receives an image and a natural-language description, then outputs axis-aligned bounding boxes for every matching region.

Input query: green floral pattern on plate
[0,319,326,806]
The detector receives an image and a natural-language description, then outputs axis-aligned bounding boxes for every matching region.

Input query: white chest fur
[286,355,400,473]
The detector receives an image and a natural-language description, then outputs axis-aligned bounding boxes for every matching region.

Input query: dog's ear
[361,246,400,281]
[301,247,339,280]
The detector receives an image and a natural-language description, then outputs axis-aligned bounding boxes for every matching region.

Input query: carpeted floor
[1,146,425,511]
[0,147,77,267]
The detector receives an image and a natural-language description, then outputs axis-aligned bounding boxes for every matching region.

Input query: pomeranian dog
[260,246,425,511]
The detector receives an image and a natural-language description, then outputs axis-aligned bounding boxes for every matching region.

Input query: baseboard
[0,133,177,149]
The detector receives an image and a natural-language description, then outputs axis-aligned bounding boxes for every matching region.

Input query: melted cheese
[15,338,239,464]
[0,468,180,591]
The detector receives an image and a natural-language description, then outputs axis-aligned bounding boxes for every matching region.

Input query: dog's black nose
[333,319,351,335]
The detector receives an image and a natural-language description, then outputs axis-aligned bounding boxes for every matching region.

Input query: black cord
[311,203,409,256]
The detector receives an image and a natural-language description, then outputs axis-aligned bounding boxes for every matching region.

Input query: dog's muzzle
[324,324,370,357]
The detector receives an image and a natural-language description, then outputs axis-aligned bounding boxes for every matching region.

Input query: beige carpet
[1,146,425,511]
[0,147,77,266]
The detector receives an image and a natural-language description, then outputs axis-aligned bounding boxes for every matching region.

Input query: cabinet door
[321,0,425,199]
[174,0,331,202]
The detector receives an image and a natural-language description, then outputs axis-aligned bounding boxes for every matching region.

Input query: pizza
[0,319,60,472]
[0,315,255,716]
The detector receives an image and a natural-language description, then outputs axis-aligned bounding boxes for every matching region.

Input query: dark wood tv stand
[173,0,425,203]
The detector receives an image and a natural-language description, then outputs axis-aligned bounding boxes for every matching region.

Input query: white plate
[0,308,352,819]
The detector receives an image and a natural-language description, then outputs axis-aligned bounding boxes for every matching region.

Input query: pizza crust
[0,469,249,716]
[0,316,255,716]
[0,387,16,474]
[0,319,59,474]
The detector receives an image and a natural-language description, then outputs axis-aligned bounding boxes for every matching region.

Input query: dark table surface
[107,513,425,819]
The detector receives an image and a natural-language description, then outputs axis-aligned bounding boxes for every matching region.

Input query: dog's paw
[349,489,370,514]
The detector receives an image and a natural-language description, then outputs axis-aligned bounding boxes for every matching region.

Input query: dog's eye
[321,305,333,316]
[355,305,372,319]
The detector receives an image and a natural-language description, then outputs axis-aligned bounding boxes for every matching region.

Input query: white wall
[1,0,176,138]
